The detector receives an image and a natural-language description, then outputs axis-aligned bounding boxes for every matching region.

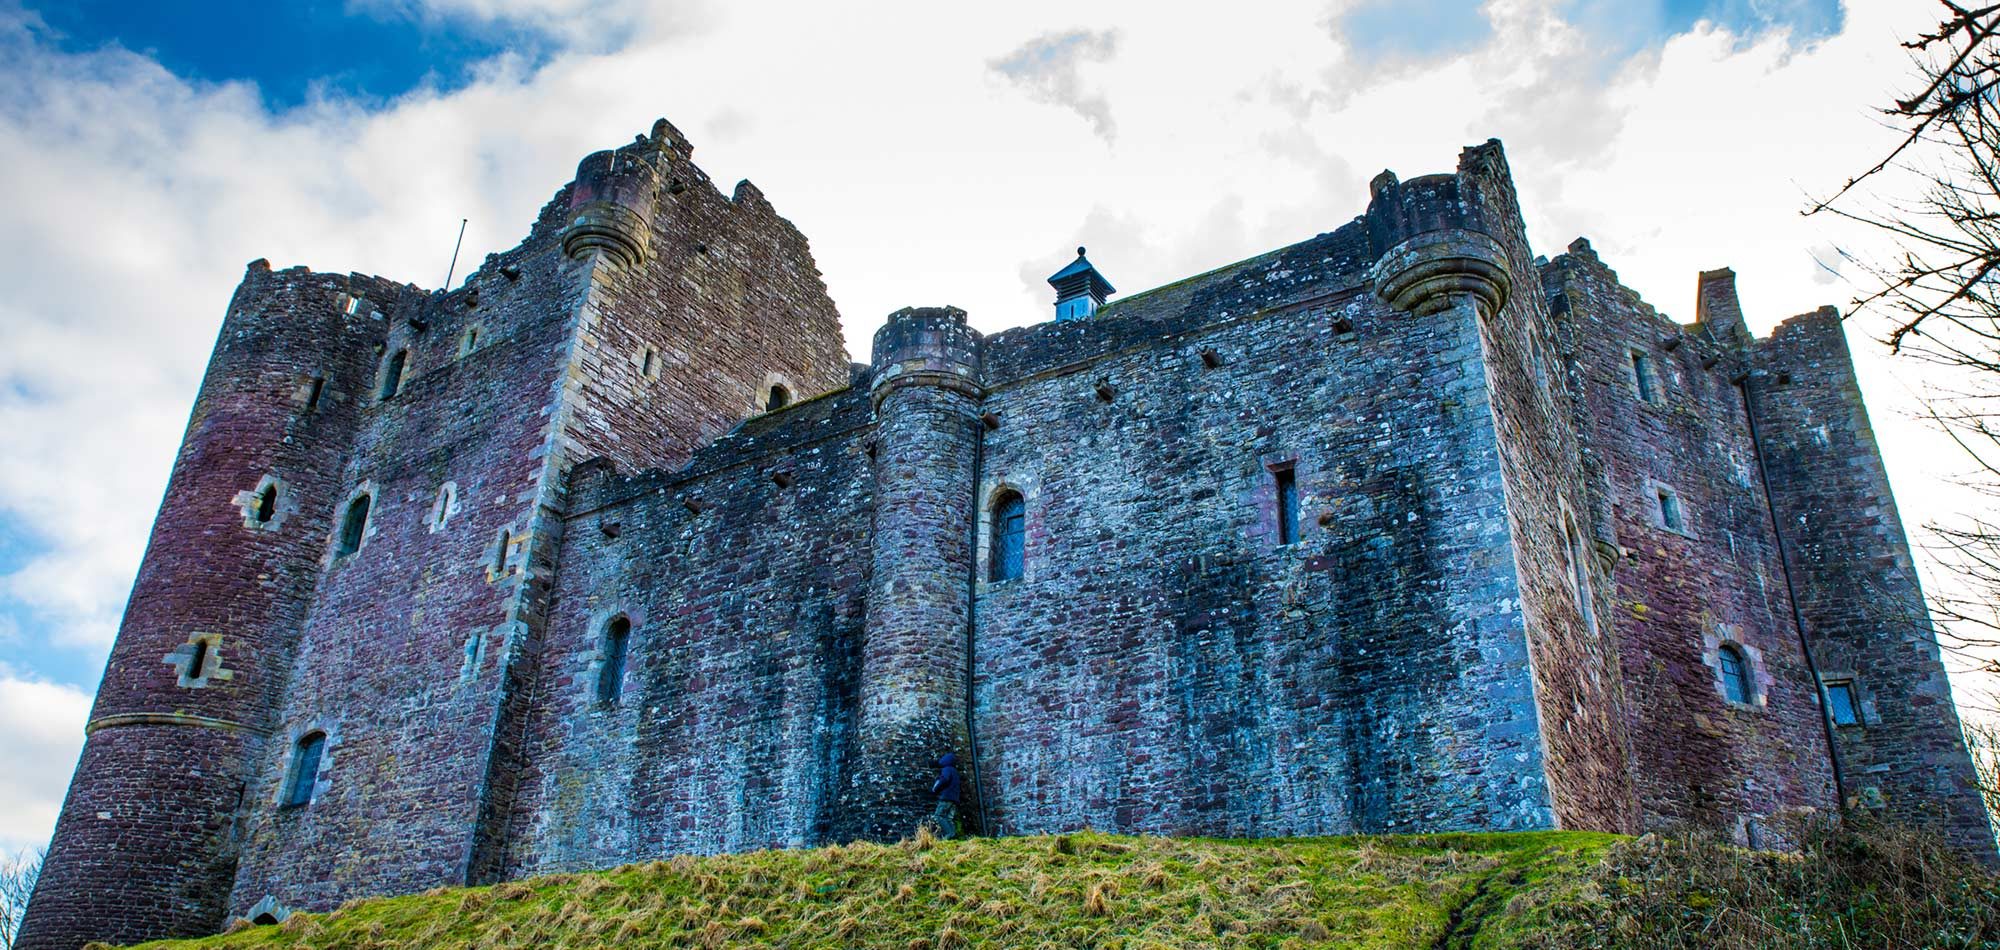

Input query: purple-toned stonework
[19,121,1991,949]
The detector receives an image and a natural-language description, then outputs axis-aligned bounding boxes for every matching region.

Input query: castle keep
[19,119,1993,948]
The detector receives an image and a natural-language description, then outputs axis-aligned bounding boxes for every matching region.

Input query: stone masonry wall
[1750,309,1993,853]
[467,121,852,879]
[1453,146,1639,834]
[505,384,875,873]
[226,192,590,916]
[970,202,1552,836]
[1545,246,1837,838]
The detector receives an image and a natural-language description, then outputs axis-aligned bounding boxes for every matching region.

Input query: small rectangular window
[1825,682,1860,726]
[1631,351,1658,403]
[1275,467,1300,546]
[283,733,325,808]
[304,377,325,412]
[1657,486,1684,533]
[380,350,407,400]
[336,495,370,558]
[597,617,631,704]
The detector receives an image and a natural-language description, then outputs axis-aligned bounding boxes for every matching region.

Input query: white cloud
[989,29,1122,142]
[0,668,90,853]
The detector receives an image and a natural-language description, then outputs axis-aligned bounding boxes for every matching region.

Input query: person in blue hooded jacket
[928,753,961,839]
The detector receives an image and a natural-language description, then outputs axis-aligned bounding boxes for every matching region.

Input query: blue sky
[0,0,1969,855]
[1339,0,1842,60]
[28,0,565,107]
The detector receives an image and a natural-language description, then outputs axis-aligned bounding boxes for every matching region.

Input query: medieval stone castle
[19,119,1994,948]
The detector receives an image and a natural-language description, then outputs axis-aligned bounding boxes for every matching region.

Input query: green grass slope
[119,825,2000,950]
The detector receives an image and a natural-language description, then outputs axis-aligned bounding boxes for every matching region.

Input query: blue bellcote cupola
[1048,246,1116,321]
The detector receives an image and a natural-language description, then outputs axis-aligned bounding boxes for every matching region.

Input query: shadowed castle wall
[1749,308,1993,852]
[505,385,875,874]
[1544,249,1839,837]
[18,265,410,950]
[223,189,591,916]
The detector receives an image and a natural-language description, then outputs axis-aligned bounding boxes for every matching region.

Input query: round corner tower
[19,262,378,949]
[847,306,984,841]
[560,130,673,269]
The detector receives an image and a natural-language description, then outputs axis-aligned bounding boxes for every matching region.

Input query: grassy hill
[118,824,1999,949]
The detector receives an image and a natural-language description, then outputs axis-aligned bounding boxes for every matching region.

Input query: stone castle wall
[20,122,1991,950]
[1546,249,1841,839]
[1750,308,1993,851]
[20,263,414,948]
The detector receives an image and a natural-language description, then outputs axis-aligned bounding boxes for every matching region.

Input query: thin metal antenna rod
[443,217,469,290]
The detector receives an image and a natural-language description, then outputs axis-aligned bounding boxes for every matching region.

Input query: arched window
[767,384,791,411]
[282,732,325,808]
[597,616,631,704]
[336,495,370,558]
[380,350,408,400]
[254,484,279,524]
[1719,645,1752,704]
[990,491,1025,583]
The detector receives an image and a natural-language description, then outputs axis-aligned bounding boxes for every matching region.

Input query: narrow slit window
[1657,486,1685,532]
[460,327,480,357]
[429,483,456,530]
[336,495,370,558]
[1631,351,1658,403]
[282,732,325,808]
[254,484,278,524]
[641,347,656,377]
[493,529,512,577]
[1275,467,1300,546]
[597,616,631,704]
[304,377,326,411]
[767,384,790,411]
[990,491,1025,583]
[1825,681,1860,726]
[1718,645,1752,704]
[1565,517,1598,637]
[380,350,408,400]
[186,639,209,680]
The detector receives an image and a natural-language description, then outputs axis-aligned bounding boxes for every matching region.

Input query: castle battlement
[19,120,1991,950]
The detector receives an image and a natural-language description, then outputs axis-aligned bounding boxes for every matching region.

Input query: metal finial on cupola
[1048,245,1116,321]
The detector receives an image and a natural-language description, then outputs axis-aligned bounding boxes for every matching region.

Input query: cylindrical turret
[848,306,983,840]
[1364,170,1511,318]
[561,142,664,268]
[19,262,377,949]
